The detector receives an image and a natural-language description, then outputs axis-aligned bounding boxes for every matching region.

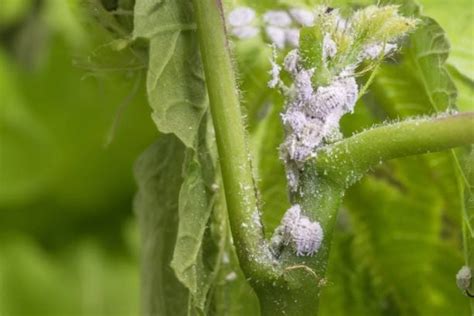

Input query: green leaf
[0,0,32,27]
[449,67,474,112]
[171,118,224,311]
[0,51,53,205]
[372,17,456,116]
[134,135,189,316]
[320,230,389,316]
[320,158,469,315]
[419,0,474,81]
[133,0,207,149]
[0,237,139,316]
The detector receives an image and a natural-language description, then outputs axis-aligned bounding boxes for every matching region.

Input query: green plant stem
[191,1,474,314]
[315,112,474,188]
[191,0,275,281]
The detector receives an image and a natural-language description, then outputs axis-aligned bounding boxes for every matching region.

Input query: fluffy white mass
[322,33,337,61]
[228,7,259,39]
[261,5,408,192]
[359,43,398,60]
[231,26,259,39]
[228,7,317,49]
[271,49,360,190]
[265,26,287,49]
[456,266,472,291]
[228,7,256,27]
[289,8,315,26]
[263,10,292,27]
[262,9,312,49]
[277,204,324,256]
[278,50,358,165]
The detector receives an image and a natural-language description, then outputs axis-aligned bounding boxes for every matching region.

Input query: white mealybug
[359,43,398,60]
[335,15,350,31]
[306,74,358,117]
[281,109,308,134]
[275,51,361,191]
[263,6,409,192]
[279,204,324,256]
[263,10,292,27]
[228,8,313,49]
[228,7,256,27]
[285,28,300,48]
[283,49,300,75]
[294,69,315,102]
[277,60,359,169]
[289,8,315,26]
[228,7,259,40]
[231,26,259,39]
[456,266,472,293]
[268,57,282,89]
[265,26,287,50]
[322,33,337,61]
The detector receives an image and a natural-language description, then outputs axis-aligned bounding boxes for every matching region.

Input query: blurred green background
[0,0,156,315]
[0,0,472,315]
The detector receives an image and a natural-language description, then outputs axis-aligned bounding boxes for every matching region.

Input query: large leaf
[133,0,207,149]
[320,156,469,315]
[348,159,467,315]
[134,135,189,316]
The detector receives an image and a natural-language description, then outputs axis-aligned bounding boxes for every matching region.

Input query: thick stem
[191,0,276,281]
[315,112,474,188]
[260,167,344,316]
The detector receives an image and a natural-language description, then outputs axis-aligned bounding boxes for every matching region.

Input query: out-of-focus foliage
[0,0,156,315]
[421,0,474,81]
